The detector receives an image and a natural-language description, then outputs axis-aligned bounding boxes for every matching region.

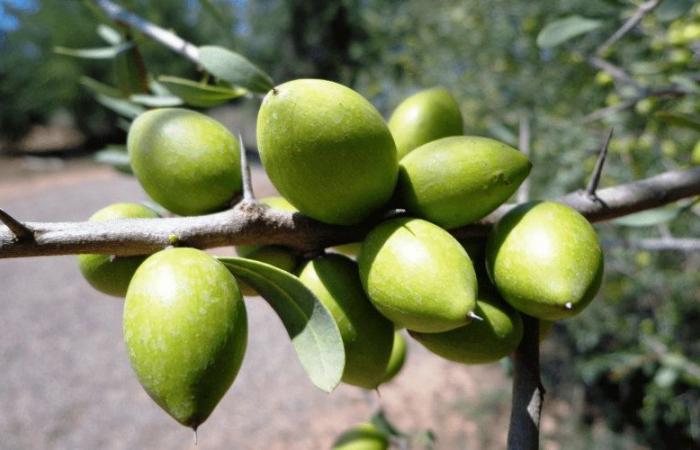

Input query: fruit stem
[507,315,544,450]
[238,133,255,201]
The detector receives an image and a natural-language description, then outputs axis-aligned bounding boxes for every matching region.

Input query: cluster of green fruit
[76,79,603,435]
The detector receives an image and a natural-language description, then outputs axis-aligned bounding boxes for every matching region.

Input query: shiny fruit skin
[388,87,463,159]
[127,108,241,216]
[332,423,389,450]
[358,217,477,333]
[410,286,523,364]
[124,248,247,428]
[257,79,398,225]
[299,254,393,389]
[486,201,604,320]
[398,136,531,229]
[235,196,299,295]
[381,332,408,383]
[77,203,159,297]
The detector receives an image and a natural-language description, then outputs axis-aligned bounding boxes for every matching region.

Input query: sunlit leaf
[218,256,345,392]
[198,45,274,93]
[129,94,183,107]
[537,16,603,49]
[96,24,123,45]
[54,41,134,59]
[93,145,132,175]
[613,205,686,227]
[158,75,247,107]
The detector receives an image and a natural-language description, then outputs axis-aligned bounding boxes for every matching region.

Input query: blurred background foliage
[1,0,699,448]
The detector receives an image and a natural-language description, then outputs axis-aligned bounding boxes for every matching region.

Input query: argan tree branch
[1,167,699,259]
[508,315,544,450]
[595,0,661,57]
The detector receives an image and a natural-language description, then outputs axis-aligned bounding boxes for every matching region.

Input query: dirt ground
[0,157,529,450]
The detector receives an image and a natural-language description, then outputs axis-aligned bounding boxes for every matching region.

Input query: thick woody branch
[1,167,699,258]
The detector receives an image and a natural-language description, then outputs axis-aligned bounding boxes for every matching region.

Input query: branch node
[586,128,614,198]
[0,208,33,241]
[239,133,255,201]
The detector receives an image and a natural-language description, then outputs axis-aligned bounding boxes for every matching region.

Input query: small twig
[586,128,614,198]
[581,87,689,123]
[95,0,200,64]
[517,115,531,203]
[596,0,661,56]
[0,208,33,241]
[586,56,638,87]
[239,134,255,201]
[604,238,700,252]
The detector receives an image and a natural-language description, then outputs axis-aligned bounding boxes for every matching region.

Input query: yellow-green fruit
[332,423,389,450]
[358,217,477,333]
[299,254,393,389]
[486,201,604,321]
[127,108,242,216]
[77,203,159,297]
[381,332,408,383]
[235,197,298,295]
[691,140,700,165]
[388,87,463,159]
[410,286,523,364]
[398,136,531,229]
[124,248,247,429]
[257,79,398,225]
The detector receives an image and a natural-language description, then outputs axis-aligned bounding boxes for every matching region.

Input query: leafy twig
[596,0,662,56]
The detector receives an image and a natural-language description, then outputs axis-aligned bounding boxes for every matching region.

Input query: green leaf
[613,205,685,227]
[129,94,183,107]
[80,76,125,98]
[656,0,694,22]
[198,46,274,93]
[537,16,603,49]
[93,145,132,175]
[96,24,123,45]
[655,112,700,132]
[114,41,149,95]
[158,75,247,107]
[54,41,134,59]
[487,121,518,146]
[94,94,145,119]
[218,256,345,392]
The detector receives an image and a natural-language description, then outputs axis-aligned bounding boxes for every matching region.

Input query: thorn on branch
[468,311,484,321]
[586,128,613,199]
[0,208,33,241]
[239,133,255,201]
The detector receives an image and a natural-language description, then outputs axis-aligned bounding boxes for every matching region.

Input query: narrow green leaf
[613,205,685,227]
[487,121,518,146]
[80,76,125,98]
[94,145,133,175]
[656,0,694,22]
[54,41,134,59]
[198,45,274,93]
[537,16,603,49]
[159,75,247,107]
[130,94,183,107]
[655,112,700,132]
[218,257,345,392]
[114,41,149,95]
[94,94,145,119]
[97,24,123,45]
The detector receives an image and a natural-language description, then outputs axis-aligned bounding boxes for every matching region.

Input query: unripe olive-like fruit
[388,87,463,159]
[127,108,242,216]
[299,254,393,389]
[257,79,398,225]
[359,218,477,333]
[486,201,604,321]
[235,197,299,295]
[381,332,408,383]
[410,286,523,364]
[77,203,159,297]
[124,248,247,429]
[398,136,531,229]
[332,423,389,450]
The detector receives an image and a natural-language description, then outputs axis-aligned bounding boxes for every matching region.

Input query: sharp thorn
[468,311,484,321]
[239,133,255,201]
[586,127,614,197]
[0,208,33,240]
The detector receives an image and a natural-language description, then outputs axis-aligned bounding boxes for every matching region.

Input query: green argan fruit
[388,87,463,159]
[358,217,477,333]
[410,286,523,364]
[124,248,247,429]
[299,254,393,389]
[486,201,604,321]
[332,423,389,450]
[398,136,531,229]
[77,203,159,297]
[257,79,398,225]
[235,196,299,295]
[691,140,700,165]
[128,108,242,216]
[381,332,408,383]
